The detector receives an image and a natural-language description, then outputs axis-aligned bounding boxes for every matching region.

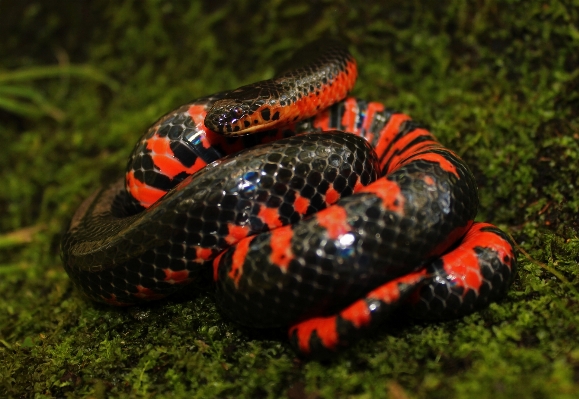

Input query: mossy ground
[1,1,578,398]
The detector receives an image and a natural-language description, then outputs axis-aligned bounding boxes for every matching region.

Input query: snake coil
[62,41,517,357]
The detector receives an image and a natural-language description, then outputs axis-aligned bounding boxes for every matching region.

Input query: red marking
[289,316,339,354]
[212,252,224,281]
[473,223,515,269]
[340,97,359,133]
[163,269,191,284]
[317,206,350,240]
[423,175,435,186]
[188,104,207,119]
[258,206,283,229]
[101,294,130,306]
[294,194,310,215]
[146,134,208,179]
[301,60,357,133]
[440,222,515,293]
[358,179,404,212]
[228,237,253,286]
[269,226,294,270]
[126,170,167,208]
[440,246,483,292]
[399,150,459,179]
[339,299,372,328]
[289,270,427,355]
[188,104,213,139]
[374,114,411,160]
[325,187,340,204]
[361,101,385,140]
[340,272,427,328]
[312,108,331,131]
[369,271,427,302]
[380,127,438,173]
[195,247,214,261]
[353,179,365,193]
[225,224,250,245]
[133,285,166,300]
[377,123,459,179]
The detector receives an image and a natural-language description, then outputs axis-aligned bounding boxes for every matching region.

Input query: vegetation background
[1,0,578,398]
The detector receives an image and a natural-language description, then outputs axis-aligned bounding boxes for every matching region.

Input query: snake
[61,40,517,357]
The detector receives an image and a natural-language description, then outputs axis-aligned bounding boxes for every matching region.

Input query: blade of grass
[0,96,50,118]
[0,85,65,120]
[0,65,119,90]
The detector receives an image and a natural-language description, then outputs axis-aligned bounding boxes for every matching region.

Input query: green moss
[1,1,578,397]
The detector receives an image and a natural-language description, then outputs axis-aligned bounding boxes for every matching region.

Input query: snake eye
[231,106,244,118]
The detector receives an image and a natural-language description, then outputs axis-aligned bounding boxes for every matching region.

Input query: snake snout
[206,101,252,133]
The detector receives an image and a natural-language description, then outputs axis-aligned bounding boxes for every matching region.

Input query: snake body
[62,41,516,356]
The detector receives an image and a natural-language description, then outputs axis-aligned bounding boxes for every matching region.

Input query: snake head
[204,81,284,135]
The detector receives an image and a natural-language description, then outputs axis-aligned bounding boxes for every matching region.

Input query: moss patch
[1,1,578,398]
